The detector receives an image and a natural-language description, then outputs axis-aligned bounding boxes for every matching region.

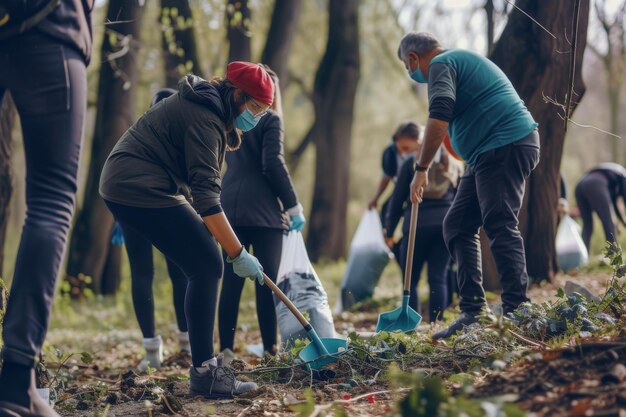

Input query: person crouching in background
[575,162,626,252]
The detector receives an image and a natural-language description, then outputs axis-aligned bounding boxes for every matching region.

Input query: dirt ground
[45,270,617,417]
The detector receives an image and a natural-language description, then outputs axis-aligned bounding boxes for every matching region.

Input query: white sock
[195,356,218,374]
[178,331,191,352]
[142,335,163,350]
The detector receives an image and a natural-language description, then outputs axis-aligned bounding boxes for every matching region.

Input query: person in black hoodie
[575,162,626,251]
[114,88,191,372]
[0,1,92,416]
[218,66,304,357]
[100,62,274,399]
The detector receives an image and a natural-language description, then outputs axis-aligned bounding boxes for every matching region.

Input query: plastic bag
[556,215,589,271]
[275,231,335,345]
[337,209,392,312]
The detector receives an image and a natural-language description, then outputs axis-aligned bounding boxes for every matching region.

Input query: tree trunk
[66,0,144,296]
[226,0,251,63]
[260,0,303,91]
[306,0,360,262]
[490,0,590,282]
[485,0,495,55]
[160,0,202,88]
[0,93,15,277]
[608,73,621,163]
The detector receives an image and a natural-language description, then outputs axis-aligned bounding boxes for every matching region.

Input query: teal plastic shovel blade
[299,328,347,370]
[375,294,422,333]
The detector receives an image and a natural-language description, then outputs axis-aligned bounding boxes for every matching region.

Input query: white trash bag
[337,209,392,312]
[556,215,589,271]
[275,231,336,345]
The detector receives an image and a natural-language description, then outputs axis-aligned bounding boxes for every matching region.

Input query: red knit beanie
[226,62,275,106]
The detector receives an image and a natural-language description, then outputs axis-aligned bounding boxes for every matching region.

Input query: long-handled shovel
[376,202,423,332]
[262,273,347,370]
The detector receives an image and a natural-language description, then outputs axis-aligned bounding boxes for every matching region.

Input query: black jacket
[221,112,298,230]
[385,156,454,237]
[100,75,228,216]
[37,0,93,64]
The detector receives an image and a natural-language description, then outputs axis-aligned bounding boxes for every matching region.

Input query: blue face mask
[408,57,427,83]
[235,104,262,132]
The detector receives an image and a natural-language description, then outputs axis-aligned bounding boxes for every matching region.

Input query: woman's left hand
[288,204,306,232]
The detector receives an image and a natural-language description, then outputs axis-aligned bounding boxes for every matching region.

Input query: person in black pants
[398,32,540,339]
[117,88,192,372]
[100,62,275,399]
[218,67,304,357]
[385,148,456,322]
[0,2,92,416]
[368,122,420,268]
[575,163,626,252]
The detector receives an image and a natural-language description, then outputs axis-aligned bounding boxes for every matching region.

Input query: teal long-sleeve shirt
[427,49,538,166]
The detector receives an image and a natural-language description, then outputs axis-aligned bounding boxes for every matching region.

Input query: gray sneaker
[431,312,479,340]
[189,365,257,399]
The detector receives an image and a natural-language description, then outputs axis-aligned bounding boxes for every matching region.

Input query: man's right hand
[368,197,378,210]
[385,237,395,249]
[410,170,428,204]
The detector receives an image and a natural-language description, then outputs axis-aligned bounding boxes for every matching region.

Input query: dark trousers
[381,197,405,272]
[575,173,615,251]
[121,225,188,338]
[218,227,283,354]
[104,201,223,367]
[401,225,450,322]
[443,131,540,315]
[0,33,86,368]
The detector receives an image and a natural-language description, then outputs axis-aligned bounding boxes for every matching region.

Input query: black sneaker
[431,312,479,340]
[189,364,257,399]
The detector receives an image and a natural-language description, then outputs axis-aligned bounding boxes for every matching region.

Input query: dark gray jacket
[221,112,298,230]
[100,75,228,216]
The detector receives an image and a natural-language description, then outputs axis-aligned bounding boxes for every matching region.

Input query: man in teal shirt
[397,32,540,339]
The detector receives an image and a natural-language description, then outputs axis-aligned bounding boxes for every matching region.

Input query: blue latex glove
[227,247,264,285]
[288,203,306,232]
[289,213,306,232]
[111,222,125,246]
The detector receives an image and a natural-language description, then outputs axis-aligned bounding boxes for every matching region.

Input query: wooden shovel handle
[403,203,419,293]
[263,272,311,329]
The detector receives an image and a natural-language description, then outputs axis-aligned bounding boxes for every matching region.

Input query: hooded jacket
[100,75,228,216]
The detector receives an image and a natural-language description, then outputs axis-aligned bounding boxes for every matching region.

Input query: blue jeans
[0,32,86,367]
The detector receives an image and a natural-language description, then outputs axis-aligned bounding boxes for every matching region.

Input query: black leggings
[121,225,188,338]
[105,201,222,367]
[218,227,283,354]
[575,172,616,251]
[0,32,86,368]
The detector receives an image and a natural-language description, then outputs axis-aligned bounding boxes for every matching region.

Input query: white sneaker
[138,335,163,372]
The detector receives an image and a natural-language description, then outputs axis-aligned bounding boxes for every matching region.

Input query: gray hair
[397,32,440,61]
